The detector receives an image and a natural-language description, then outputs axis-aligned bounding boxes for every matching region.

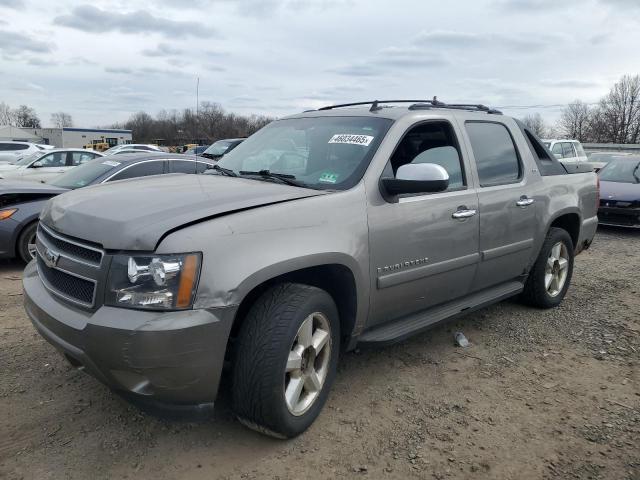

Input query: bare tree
[520,113,548,138]
[50,112,73,128]
[558,100,590,141]
[13,105,41,128]
[114,103,273,144]
[0,102,15,126]
[595,75,640,144]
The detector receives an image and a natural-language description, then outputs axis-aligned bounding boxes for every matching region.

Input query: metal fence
[583,143,640,153]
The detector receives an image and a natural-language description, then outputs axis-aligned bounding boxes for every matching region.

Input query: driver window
[390,121,465,190]
[35,152,66,167]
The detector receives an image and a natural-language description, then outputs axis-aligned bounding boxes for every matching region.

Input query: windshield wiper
[239,170,307,188]
[207,164,237,177]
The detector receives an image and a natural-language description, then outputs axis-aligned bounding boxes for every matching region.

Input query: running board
[357,281,524,346]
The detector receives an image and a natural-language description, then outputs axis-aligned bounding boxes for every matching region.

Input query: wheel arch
[229,256,364,351]
[547,210,581,249]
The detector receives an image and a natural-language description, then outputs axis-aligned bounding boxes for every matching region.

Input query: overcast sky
[1,0,638,127]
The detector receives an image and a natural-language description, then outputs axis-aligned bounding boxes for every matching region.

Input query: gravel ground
[1,227,638,480]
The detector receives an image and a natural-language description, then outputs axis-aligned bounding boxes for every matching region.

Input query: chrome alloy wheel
[545,242,569,297]
[284,312,332,416]
[27,233,37,259]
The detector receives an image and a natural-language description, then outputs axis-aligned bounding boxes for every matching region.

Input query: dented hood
[40,173,326,250]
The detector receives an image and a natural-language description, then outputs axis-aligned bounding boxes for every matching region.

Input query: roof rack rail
[316,98,502,114]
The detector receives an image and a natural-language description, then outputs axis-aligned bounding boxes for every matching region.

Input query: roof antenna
[369,100,381,112]
[432,96,445,107]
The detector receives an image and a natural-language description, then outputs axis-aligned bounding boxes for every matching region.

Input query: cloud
[9,82,45,93]
[142,42,184,57]
[105,67,134,74]
[599,0,640,7]
[27,57,57,66]
[0,31,52,55]
[156,0,353,15]
[0,0,23,8]
[54,5,217,38]
[494,0,579,11]
[329,47,448,77]
[540,79,600,88]
[413,30,560,52]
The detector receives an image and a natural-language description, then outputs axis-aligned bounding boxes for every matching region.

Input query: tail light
[596,175,600,208]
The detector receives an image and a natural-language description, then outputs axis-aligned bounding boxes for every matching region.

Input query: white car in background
[0,148,103,183]
[103,144,161,155]
[0,142,43,163]
[542,139,589,164]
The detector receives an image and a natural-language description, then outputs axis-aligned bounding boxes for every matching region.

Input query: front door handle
[452,207,477,219]
[516,196,535,207]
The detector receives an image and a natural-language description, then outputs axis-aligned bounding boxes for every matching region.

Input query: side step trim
[358,280,524,346]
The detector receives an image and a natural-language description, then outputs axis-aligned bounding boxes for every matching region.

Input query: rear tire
[520,227,574,308]
[17,222,38,264]
[232,283,340,438]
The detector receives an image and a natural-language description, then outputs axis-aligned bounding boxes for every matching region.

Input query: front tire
[521,227,574,308]
[17,222,38,264]
[232,283,340,438]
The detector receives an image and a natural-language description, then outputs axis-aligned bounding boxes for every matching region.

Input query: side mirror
[381,163,449,196]
[31,160,43,168]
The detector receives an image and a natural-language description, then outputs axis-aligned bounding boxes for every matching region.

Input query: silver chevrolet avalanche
[23,100,599,438]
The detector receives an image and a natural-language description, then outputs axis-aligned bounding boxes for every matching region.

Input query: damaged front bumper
[23,261,236,406]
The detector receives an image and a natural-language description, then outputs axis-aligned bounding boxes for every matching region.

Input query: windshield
[216,116,393,190]
[204,141,234,156]
[49,158,118,189]
[598,158,640,184]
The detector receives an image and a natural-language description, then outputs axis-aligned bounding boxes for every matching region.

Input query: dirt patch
[1,227,638,480]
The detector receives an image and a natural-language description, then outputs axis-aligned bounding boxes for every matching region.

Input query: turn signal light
[0,208,17,220]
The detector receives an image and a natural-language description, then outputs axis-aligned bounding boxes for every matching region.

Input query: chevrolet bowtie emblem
[43,247,60,268]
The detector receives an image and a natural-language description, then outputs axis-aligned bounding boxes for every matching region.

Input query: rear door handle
[516,196,535,207]
[452,208,477,219]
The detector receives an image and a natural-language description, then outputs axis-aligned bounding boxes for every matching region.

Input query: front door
[460,120,536,292]
[366,120,480,328]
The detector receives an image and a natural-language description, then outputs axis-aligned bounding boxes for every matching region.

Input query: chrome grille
[38,223,103,267]
[36,256,96,306]
[35,223,104,308]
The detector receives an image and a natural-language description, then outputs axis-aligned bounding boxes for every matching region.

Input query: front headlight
[106,253,201,310]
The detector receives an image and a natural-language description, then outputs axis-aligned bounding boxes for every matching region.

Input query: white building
[21,127,133,148]
[0,125,41,142]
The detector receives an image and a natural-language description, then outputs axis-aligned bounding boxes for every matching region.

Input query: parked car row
[0,153,216,262]
[0,149,103,182]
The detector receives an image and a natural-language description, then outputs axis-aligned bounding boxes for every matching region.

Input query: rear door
[459,120,536,291]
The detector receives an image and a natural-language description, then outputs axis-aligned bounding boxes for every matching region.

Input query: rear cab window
[465,121,522,186]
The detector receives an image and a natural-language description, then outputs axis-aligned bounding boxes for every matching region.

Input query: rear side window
[70,151,99,166]
[169,159,211,174]
[109,161,165,181]
[0,143,28,151]
[551,143,563,157]
[465,122,521,186]
[562,143,576,158]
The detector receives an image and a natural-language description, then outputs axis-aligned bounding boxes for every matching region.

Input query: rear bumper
[23,261,237,405]
[577,215,599,253]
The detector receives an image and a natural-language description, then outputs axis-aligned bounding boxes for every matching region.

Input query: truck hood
[40,173,327,250]
[600,180,640,202]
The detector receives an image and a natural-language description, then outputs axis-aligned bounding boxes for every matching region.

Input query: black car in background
[201,138,245,160]
[0,153,216,262]
[597,156,640,228]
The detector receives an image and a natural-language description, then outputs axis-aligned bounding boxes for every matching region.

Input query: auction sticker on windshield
[328,134,374,146]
